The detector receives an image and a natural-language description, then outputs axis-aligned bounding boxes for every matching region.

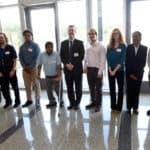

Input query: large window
[0,0,18,5]
[131,1,150,81]
[58,0,87,42]
[102,0,124,45]
[30,7,56,51]
[0,7,22,52]
[0,6,23,88]
[58,0,89,90]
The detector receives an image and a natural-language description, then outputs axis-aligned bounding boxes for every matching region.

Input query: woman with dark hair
[107,28,126,112]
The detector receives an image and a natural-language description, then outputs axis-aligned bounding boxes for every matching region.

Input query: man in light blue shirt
[38,41,63,108]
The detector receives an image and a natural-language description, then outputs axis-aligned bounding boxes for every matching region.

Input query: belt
[46,75,57,79]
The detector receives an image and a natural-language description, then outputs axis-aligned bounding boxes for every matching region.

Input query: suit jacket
[125,44,147,80]
[60,39,85,73]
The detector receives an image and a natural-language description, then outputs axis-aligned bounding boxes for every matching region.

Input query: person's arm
[135,46,148,79]
[79,41,85,61]
[83,49,88,73]
[98,44,106,78]
[148,49,150,72]
[37,53,43,78]
[54,53,62,81]
[30,44,41,69]
[60,41,68,65]
[9,46,17,77]
[19,46,25,68]
[107,48,113,74]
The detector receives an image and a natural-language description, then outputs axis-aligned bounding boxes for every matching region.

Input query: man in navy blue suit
[60,25,85,110]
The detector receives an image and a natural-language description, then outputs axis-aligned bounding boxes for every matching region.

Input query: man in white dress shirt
[84,28,106,112]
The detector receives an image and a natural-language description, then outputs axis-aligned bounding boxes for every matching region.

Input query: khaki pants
[23,68,40,101]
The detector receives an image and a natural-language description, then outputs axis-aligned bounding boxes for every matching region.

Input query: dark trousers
[45,77,63,103]
[64,71,82,107]
[126,74,142,110]
[87,67,103,106]
[0,73,20,104]
[108,71,124,111]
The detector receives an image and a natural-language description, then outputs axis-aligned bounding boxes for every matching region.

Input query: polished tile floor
[0,91,150,150]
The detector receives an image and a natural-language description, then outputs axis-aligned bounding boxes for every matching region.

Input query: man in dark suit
[60,25,85,110]
[125,31,147,114]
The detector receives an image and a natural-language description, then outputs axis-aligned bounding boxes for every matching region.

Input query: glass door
[25,4,57,51]
[25,4,57,78]
[131,1,150,81]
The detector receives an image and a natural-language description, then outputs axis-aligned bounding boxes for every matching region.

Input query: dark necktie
[69,40,73,62]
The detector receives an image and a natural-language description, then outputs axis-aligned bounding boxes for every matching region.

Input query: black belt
[46,75,57,79]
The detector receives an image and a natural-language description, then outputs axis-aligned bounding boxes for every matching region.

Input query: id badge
[74,53,79,57]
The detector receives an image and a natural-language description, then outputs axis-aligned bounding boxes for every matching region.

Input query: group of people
[0,25,149,115]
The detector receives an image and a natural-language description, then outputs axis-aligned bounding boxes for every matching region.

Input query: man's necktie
[69,40,73,62]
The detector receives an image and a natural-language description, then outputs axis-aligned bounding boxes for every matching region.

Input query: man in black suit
[60,25,85,110]
[125,31,147,114]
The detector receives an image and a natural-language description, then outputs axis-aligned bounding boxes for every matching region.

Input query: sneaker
[85,103,95,110]
[22,101,33,108]
[35,99,40,106]
[46,102,57,108]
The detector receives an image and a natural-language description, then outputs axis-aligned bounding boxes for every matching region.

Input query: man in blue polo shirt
[38,41,63,108]
[0,32,21,108]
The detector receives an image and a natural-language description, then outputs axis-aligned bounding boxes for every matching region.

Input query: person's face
[112,30,120,41]
[23,32,33,42]
[68,26,76,39]
[46,44,53,55]
[132,33,141,45]
[88,31,97,42]
[0,34,6,45]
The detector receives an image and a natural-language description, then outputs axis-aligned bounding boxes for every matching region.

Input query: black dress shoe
[133,109,139,115]
[22,101,33,108]
[147,110,150,116]
[127,109,131,114]
[67,105,73,110]
[46,102,57,108]
[3,103,12,109]
[74,105,79,111]
[60,101,64,108]
[13,103,20,108]
[95,106,100,112]
[85,103,95,110]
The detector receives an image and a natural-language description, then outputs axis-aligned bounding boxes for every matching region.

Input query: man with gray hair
[60,25,85,110]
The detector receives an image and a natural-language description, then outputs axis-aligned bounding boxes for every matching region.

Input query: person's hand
[66,64,74,71]
[130,74,138,80]
[97,73,103,78]
[109,70,116,76]
[24,67,31,73]
[54,76,61,81]
[0,72,3,78]
[9,70,15,78]
[83,69,88,74]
